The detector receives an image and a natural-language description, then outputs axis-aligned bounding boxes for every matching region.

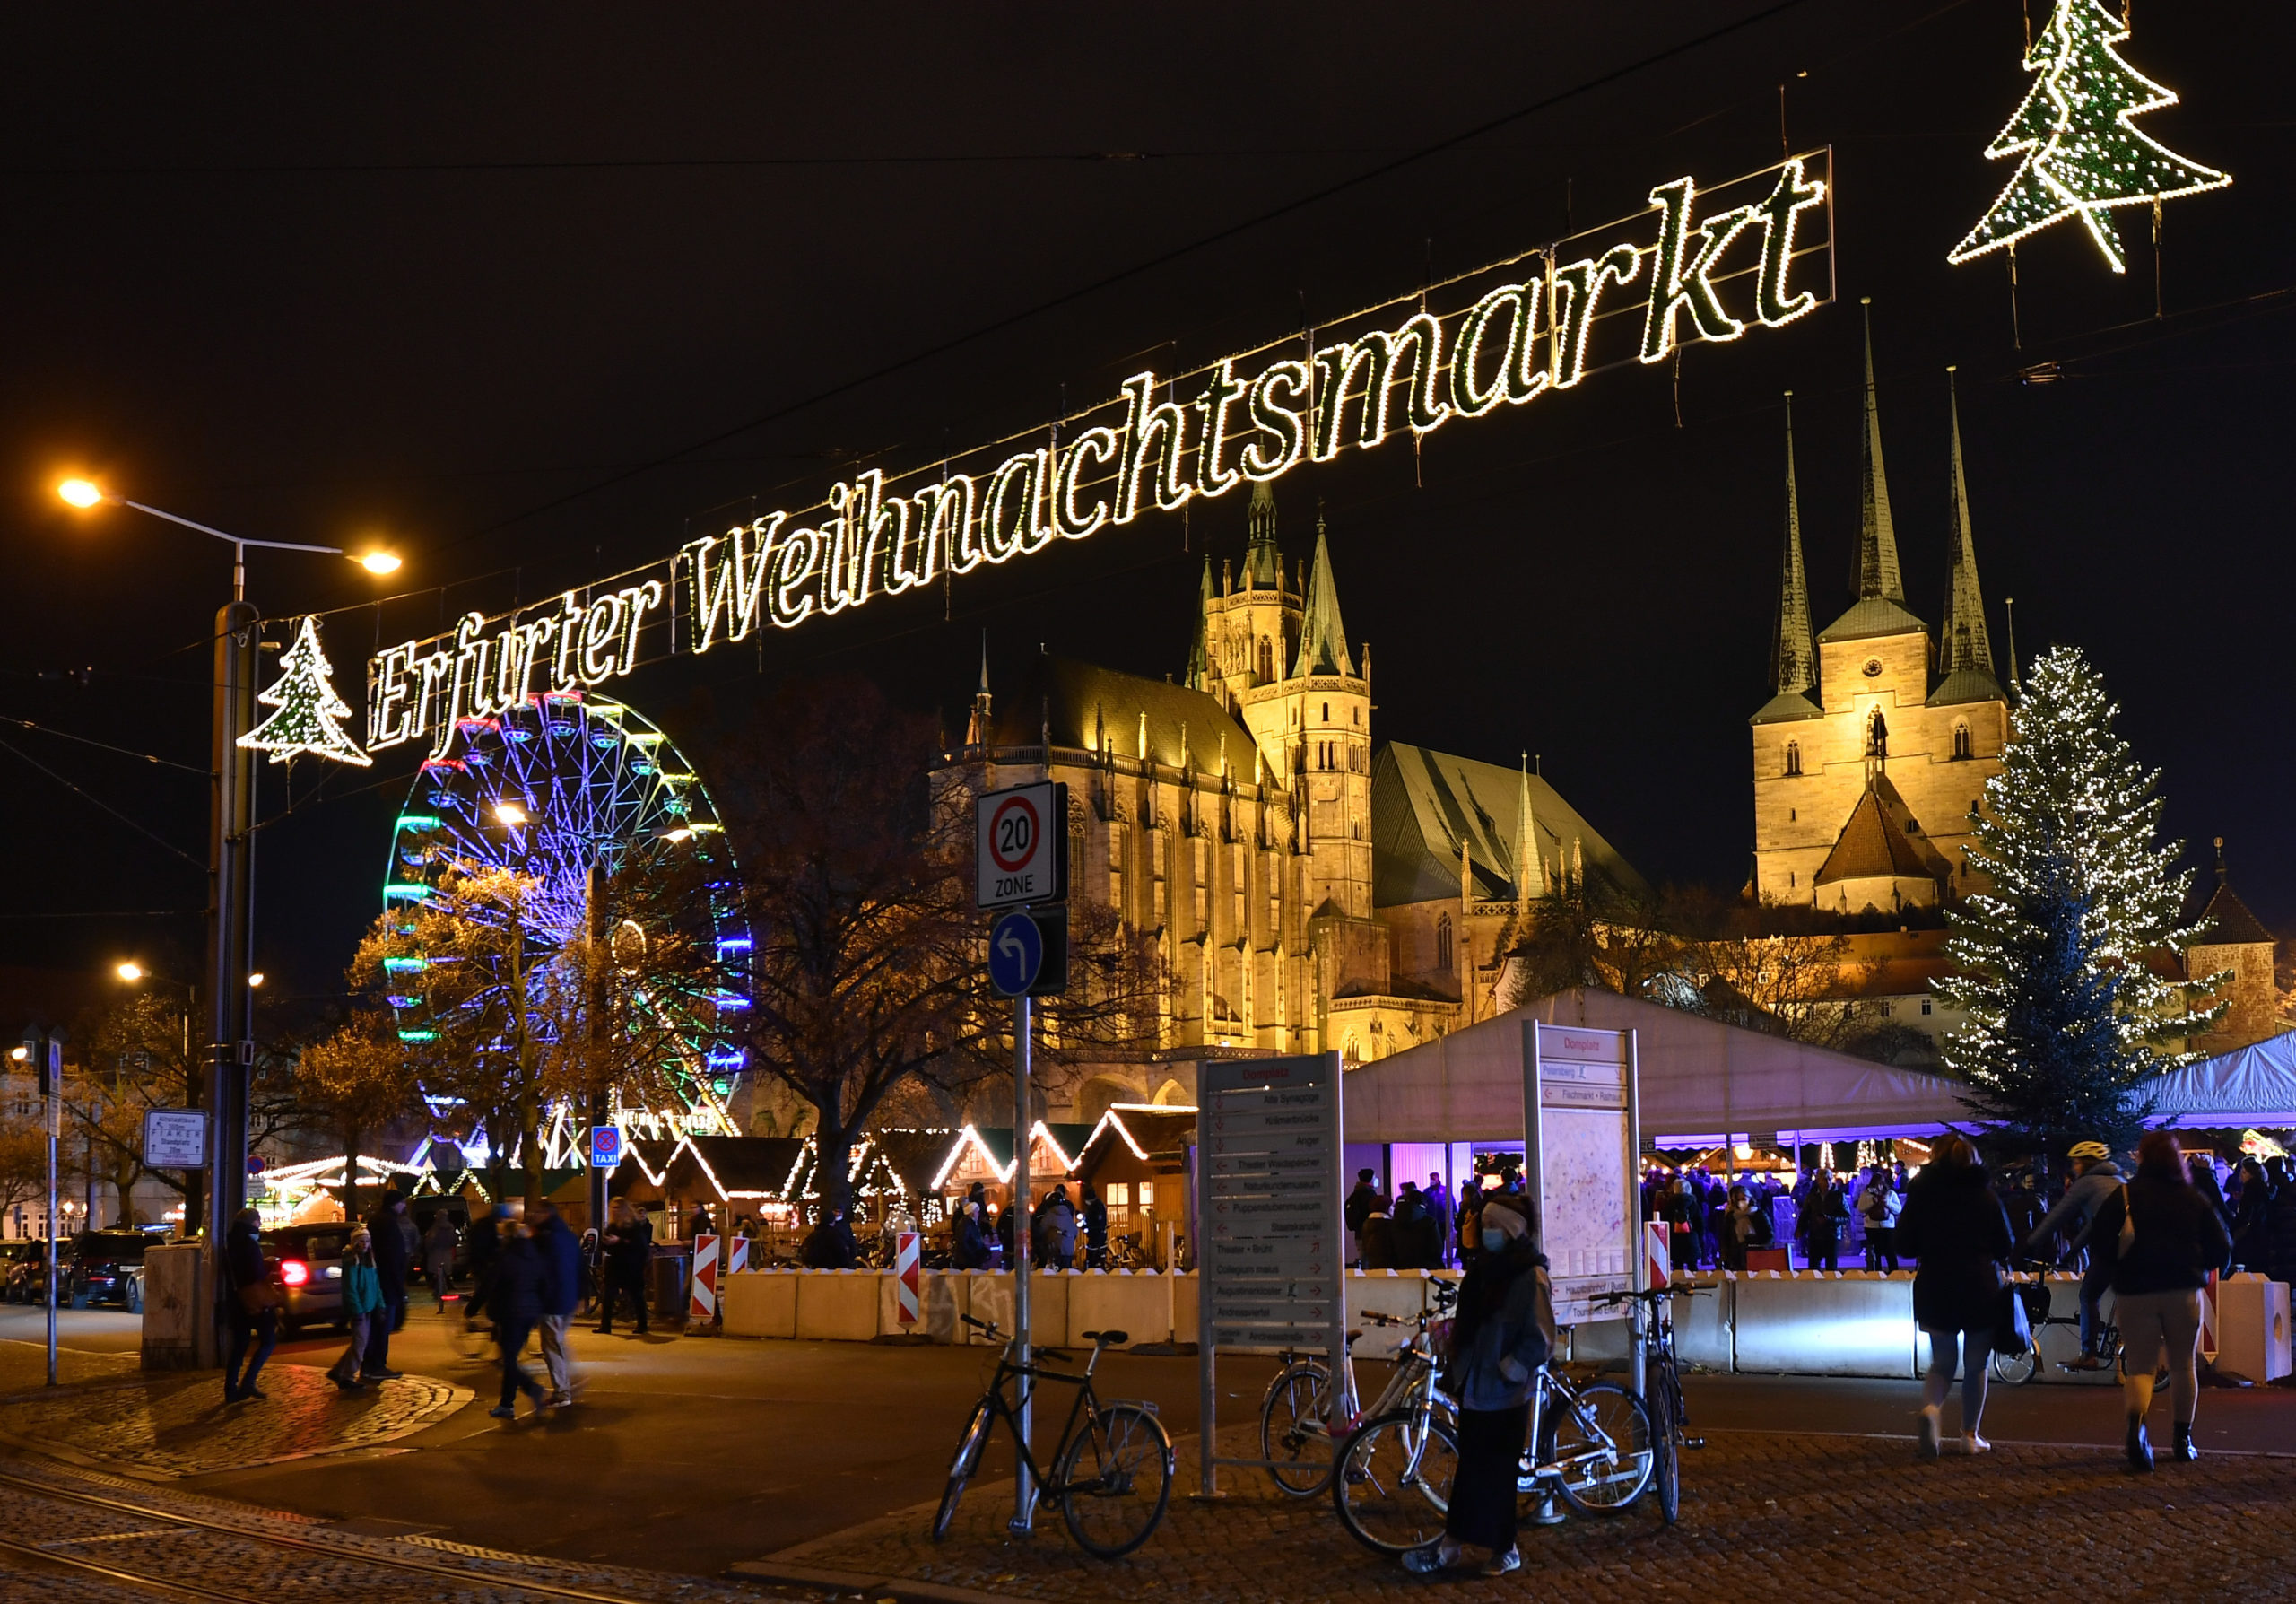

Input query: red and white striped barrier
[2201,1268,2219,1364]
[690,1233,719,1322]
[727,1235,750,1277]
[894,1232,921,1326]
[1645,1221,1672,1289]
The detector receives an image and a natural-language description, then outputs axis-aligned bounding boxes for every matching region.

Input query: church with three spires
[937,481,1648,1118]
[1750,305,2010,916]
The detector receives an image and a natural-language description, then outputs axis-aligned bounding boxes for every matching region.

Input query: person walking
[2021,1141,2126,1368]
[1894,1133,2013,1458]
[952,1192,991,1269]
[1044,1185,1079,1268]
[1344,1169,1387,1269]
[685,1202,714,1242]
[422,1211,459,1312]
[1401,1192,1551,1578]
[1720,1185,1758,1272]
[361,1190,411,1381]
[800,1207,860,1268]
[488,1218,549,1419]
[1797,1174,1847,1272]
[2264,1158,2296,1293]
[2086,1130,2233,1469]
[327,1228,384,1392]
[596,1198,652,1335]
[532,1199,581,1407]
[221,1207,280,1403]
[2230,1158,2274,1272]
[464,1201,507,1333]
[1859,1166,1903,1272]
[1426,1172,1453,1268]
[1079,1181,1109,1270]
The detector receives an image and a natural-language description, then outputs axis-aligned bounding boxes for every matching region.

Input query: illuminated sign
[370,151,1833,755]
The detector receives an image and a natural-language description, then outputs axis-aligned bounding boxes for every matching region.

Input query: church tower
[1751,304,2009,912]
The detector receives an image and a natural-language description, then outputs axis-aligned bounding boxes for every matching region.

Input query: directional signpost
[975,780,1068,1534]
[1196,1052,1344,1495]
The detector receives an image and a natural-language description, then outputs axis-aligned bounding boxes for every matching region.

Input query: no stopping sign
[977,780,1066,908]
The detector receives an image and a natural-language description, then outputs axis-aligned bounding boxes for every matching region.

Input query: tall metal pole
[1010,991,1034,1534]
[205,600,257,1329]
[42,1032,60,1388]
[587,863,609,1234]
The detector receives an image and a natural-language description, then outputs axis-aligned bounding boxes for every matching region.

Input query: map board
[1196,1052,1344,1494]
[1521,1022,1639,1329]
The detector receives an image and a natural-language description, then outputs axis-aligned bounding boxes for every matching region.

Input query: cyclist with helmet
[2021,1140,2126,1369]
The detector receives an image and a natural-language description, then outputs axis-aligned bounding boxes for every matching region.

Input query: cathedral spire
[1245,479,1282,588]
[965,631,993,747]
[1513,754,1545,910]
[1290,511,1354,678]
[1940,366,1995,677]
[1855,299,1905,604]
[1771,390,1815,698]
[1186,556,1213,692]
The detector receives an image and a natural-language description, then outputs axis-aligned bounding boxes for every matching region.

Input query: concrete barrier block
[959,1274,1065,1347]
[2218,1272,2292,1382]
[794,1269,878,1342]
[1736,1272,1914,1378]
[1065,1271,1173,1349]
[1345,1269,1431,1359]
[140,1242,216,1371]
[1675,1280,1733,1370]
[722,1270,797,1339]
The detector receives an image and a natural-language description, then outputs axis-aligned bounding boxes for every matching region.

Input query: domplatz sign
[368,152,1832,757]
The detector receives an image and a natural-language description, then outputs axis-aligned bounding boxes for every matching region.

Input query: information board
[142,1108,209,1170]
[1196,1052,1344,1494]
[1521,1022,1639,1329]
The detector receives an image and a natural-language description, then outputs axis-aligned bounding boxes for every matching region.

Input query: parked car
[69,1231,155,1312]
[0,1241,59,1304]
[260,1224,352,1333]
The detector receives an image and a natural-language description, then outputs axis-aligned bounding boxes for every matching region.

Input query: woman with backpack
[1894,1133,2013,1458]
[2087,1130,2233,1469]
[1402,1193,1552,1579]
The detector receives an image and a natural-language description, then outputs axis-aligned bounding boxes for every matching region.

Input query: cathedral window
[1952,721,1971,759]
[1436,914,1454,972]
[1785,740,1801,777]
[1322,702,1329,723]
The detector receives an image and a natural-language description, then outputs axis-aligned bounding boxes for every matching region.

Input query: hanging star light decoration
[239,615,373,766]
[1949,0,2230,273]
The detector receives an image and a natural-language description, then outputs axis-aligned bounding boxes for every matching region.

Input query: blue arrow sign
[988,910,1044,998]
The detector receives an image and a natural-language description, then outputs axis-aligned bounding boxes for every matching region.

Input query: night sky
[4,3,2288,1005]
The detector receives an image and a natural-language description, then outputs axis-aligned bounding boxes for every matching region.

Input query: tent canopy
[2146,1033,2296,1128]
[1343,988,1974,1146]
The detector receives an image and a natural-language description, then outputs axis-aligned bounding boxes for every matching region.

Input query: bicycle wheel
[1989,1339,2039,1386]
[1539,1382,1654,1516]
[1647,1382,1680,1525]
[1057,1403,1172,1559]
[1259,1360,1335,1495]
[1332,1410,1458,1556]
[933,1398,996,1541]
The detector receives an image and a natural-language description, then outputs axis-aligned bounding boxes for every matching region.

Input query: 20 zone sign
[977,780,1067,910]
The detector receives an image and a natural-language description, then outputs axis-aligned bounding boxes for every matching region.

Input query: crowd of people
[938,1179,1116,1271]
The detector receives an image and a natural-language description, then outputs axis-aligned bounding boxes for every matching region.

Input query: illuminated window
[1785,740,1801,777]
[1107,1182,1129,1207]
[1436,914,1454,972]
[1137,1181,1155,1208]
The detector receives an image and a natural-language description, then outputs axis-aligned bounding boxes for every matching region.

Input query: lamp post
[58,480,396,1253]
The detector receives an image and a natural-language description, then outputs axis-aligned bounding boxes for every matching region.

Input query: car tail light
[280,1260,310,1288]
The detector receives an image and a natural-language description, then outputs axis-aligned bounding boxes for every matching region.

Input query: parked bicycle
[934,1315,1174,1558]
[1589,1284,1710,1523]
[1262,1281,1457,1500]
[1987,1268,2159,1386]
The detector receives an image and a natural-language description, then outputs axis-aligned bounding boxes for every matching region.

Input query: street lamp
[59,479,402,1253]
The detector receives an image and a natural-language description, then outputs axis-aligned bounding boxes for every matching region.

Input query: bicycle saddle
[1082,1329,1128,1346]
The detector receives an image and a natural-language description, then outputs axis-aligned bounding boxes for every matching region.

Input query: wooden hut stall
[928,1121,1095,1227]
[1074,1105,1196,1261]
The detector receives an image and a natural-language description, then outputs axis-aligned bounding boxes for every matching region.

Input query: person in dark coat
[1079,1182,1109,1269]
[2088,1130,2234,1469]
[221,1207,278,1403]
[2230,1158,2274,1272]
[1402,1193,1549,1579]
[952,1193,991,1269]
[800,1208,860,1268]
[1796,1175,1847,1272]
[1344,1170,1387,1269]
[595,1199,652,1334]
[2264,1157,2296,1291]
[1893,1134,2013,1458]
[1425,1173,1454,1268]
[487,1220,549,1418]
[531,1199,582,1406]
[361,1190,411,1380]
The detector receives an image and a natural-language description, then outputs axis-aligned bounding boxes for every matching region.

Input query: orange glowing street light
[56,477,403,597]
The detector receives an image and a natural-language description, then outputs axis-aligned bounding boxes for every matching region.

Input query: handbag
[2117,1181,2136,1258]
[238,1280,284,1314]
[1991,1276,2033,1356]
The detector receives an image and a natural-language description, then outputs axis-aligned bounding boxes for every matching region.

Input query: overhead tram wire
[417,0,1813,565]
[0,737,204,868]
[0,712,206,773]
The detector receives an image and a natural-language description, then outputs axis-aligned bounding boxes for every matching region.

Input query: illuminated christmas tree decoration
[1949,0,2230,273]
[367,150,1836,757]
[239,615,372,767]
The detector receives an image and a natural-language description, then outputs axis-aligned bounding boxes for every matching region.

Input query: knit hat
[1480,1194,1532,1242]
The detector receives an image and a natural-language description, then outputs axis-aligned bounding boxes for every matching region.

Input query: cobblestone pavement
[0,1454,837,1603]
[761,1420,2296,1603]
[0,1364,469,1478]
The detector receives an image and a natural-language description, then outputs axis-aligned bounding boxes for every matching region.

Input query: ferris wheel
[382,691,750,1160]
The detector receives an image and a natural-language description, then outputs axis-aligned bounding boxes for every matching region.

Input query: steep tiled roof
[990,656,1255,776]
[1814,773,1952,886]
[2194,881,2275,946]
[1372,744,1649,909]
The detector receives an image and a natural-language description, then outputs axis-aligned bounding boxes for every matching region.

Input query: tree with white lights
[240,615,371,766]
[1938,646,2221,1161]
[1949,0,2230,273]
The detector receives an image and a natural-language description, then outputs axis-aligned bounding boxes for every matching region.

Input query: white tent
[1342,988,1975,1146]
[2145,1033,2296,1128]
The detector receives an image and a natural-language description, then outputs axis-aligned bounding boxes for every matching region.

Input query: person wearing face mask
[1403,1193,1552,1579]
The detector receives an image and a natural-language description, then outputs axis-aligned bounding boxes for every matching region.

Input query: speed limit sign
[977,780,1067,909]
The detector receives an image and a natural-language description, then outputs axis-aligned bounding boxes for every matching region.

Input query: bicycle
[1516,1363,1656,1518]
[1987,1267,2152,1386]
[934,1315,1174,1559]
[1262,1280,1457,1500]
[1326,1295,1464,1555]
[1590,1284,1710,1524]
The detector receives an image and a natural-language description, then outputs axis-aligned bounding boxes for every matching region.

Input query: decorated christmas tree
[1949,0,2231,273]
[1936,646,2220,1158]
[239,615,373,766]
